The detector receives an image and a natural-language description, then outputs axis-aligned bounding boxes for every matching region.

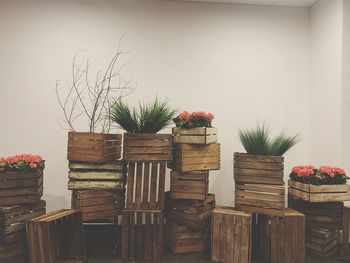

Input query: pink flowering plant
[289,165,348,185]
[173,111,214,129]
[0,154,45,172]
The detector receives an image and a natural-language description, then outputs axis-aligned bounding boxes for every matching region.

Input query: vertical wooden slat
[343,207,350,260]
[129,212,136,261]
[291,216,298,263]
[278,216,285,263]
[122,212,129,260]
[226,214,234,263]
[270,216,278,263]
[144,212,152,261]
[299,216,305,263]
[241,216,251,263]
[150,163,158,209]
[219,213,226,262]
[284,216,292,263]
[233,215,242,263]
[142,163,150,209]
[158,162,166,209]
[153,213,160,262]
[136,212,144,261]
[135,163,143,210]
[126,163,136,209]
[211,212,220,262]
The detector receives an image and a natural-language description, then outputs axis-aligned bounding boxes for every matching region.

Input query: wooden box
[165,219,210,254]
[165,192,215,229]
[122,210,164,262]
[306,227,338,259]
[288,180,350,202]
[172,127,217,144]
[0,239,28,263]
[67,132,122,163]
[71,190,124,222]
[0,200,46,244]
[26,209,86,263]
[126,162,166,210]
[0,169,43,206]
[234,153,285,216]
[124,133,173,162]
[170,170,209,200]
[342,206,350,261]
[68,161,125,190]
[211,206,252,263]
[171,143,220,172]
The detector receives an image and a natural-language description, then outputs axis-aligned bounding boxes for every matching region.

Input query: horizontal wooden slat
[234,161,283,171]
[69,162,123,170]
[68,181,124,190]
[68,171,124,180]
[235,190,284,202]
[234,152,284,163]
[236,183,285,194]
[234,175,284,185]
[235,196,285,209]
[172,127,217,135]
[234,167,283,177]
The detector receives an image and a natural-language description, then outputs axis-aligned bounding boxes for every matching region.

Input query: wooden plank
[235,175,284,185]
[150,163,158,209]
[68,181,123,190]
[142,163,150,209]
[68,171,123,180]
[174,162,220,172]
[234,167,283,177]
[158,162,166,209]
[68,161,123,170]
[234,152,284,163]
[234,161,283,171]
[173,127,217,135]
[126,163,135,209]
[342,206,350,261]
[134,163,143,210]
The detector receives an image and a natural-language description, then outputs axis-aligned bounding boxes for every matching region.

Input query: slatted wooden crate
[126,162,166,210]
[122,209,164,262]
[0,239,28,263]
[71,190,124,222]
[165,218,210,254]
[124,133,173,162]
[68,161,125,190]
[165,192,215,229]
[306,227,338,259]
[234,153,285,216]
[0,169,43,206]
[172,127,217,144]
[211,206,252,263]
[170,170,209,200]
[342,206,350,261]
[0,200,46,244]
[26,209,86,263]
[67,132,122,163]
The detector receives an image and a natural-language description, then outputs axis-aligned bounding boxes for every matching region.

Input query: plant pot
[172,127,217,144]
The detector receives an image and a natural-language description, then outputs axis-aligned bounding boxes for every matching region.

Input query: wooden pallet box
[234,153,285,216]
[26,209,86,263]
[342,206,350,261]
[172,127,217,144]
[124,133,173,162]
[170,170,209,200]
[122,209,164,262]
[0,239,28,263]
[68,161,125,190]
[306,227,338,259]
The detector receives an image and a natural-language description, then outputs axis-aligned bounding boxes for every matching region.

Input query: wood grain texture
[173,127,217,144]
[342,206,350,261]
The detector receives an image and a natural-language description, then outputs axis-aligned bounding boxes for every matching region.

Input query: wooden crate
[165,218,210,254]
[288,180,350,202]
[165,192,215,229]
[68,161,125,190]
[234,152,285,216]
[126,162,166,210]
[170,170,209,200]
[0,200,46,244]
[124,133,173,162]
[342,206,350,261]
[71,190,124,222]
[170,143,220,172]
[122,209,164,262]
[306,227,338,259]
[211,206,252,263]
[0,239,28,263]
[26,209,86,263]
[0,169,43,206]
[67,132,122,163]
[172,127,217,144]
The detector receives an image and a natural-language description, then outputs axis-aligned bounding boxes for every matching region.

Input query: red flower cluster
[292,165,315,178]
[190,111,214,121]
[178,111,191,121]
[319,166,346,178]
[174,111,214,129]
[0,154,44,172]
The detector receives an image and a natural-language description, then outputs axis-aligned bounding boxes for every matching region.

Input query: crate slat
[172,127,217,144]
[342,206,350,261]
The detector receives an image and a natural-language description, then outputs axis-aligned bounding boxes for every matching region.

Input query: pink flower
[0,168,4,172]
[29,163,37,168]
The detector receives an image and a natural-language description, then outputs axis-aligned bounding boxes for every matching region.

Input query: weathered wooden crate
[172,127,217,144]
[165,218,210,254]
[165,192,215,229]
[71,190,124,222]
[124,133,173,162]
[306,227,338,259]
[211,206,252,263]
[288,180,350,202]
[68,161,125,190]
[26,209,86,263]
[67,132,122,163]
[170,170,209,200]
[126,162,166,210]
[122,209,164,262]
[0,239,28,263]
[0,200,46,244]
[342,206,350,261]
[0,169,43,206]
[234,153,285,216]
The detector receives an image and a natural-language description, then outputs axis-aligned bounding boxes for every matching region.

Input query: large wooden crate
[172,127,217,144]
[71,190,124,222]
[234,153,285,216]
[170,170,209,200]
[124,133,173,162]
[0,169,43,206]
[306,227,338,259]
[26,209,86,263]
[0,239,28,263]
[122,209,164,262]
[68,161,125,190]
[211,206,252,263]
[342,206,350,261]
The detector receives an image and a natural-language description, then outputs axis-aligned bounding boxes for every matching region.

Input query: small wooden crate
[68,161,125,190]
[288,180,350,202]
[122,209,164,262]
[165,192,215,229]
[211,206,252,263]
[306,227,338,259]
[26,209,86,263]
[71,190,124,222]
[0,169,43,206]
[0,200,46,244]
[0,239,28,263]
[124,133,173,162]
[342,206,350,261]
[165,219,210,254]
[172,127,217,144]
[170,170,209,200]
[234,153,285,216]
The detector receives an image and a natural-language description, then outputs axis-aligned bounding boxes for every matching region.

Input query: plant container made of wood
[342,206,350,261]
[306,227,339,259]
[67,131,122,163]
[172,127,217,144]
[0,239,28,263]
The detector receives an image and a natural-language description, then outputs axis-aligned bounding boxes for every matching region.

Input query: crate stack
[165,127,220,254]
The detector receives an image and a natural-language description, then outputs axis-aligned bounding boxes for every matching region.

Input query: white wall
[0,0,310,210]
